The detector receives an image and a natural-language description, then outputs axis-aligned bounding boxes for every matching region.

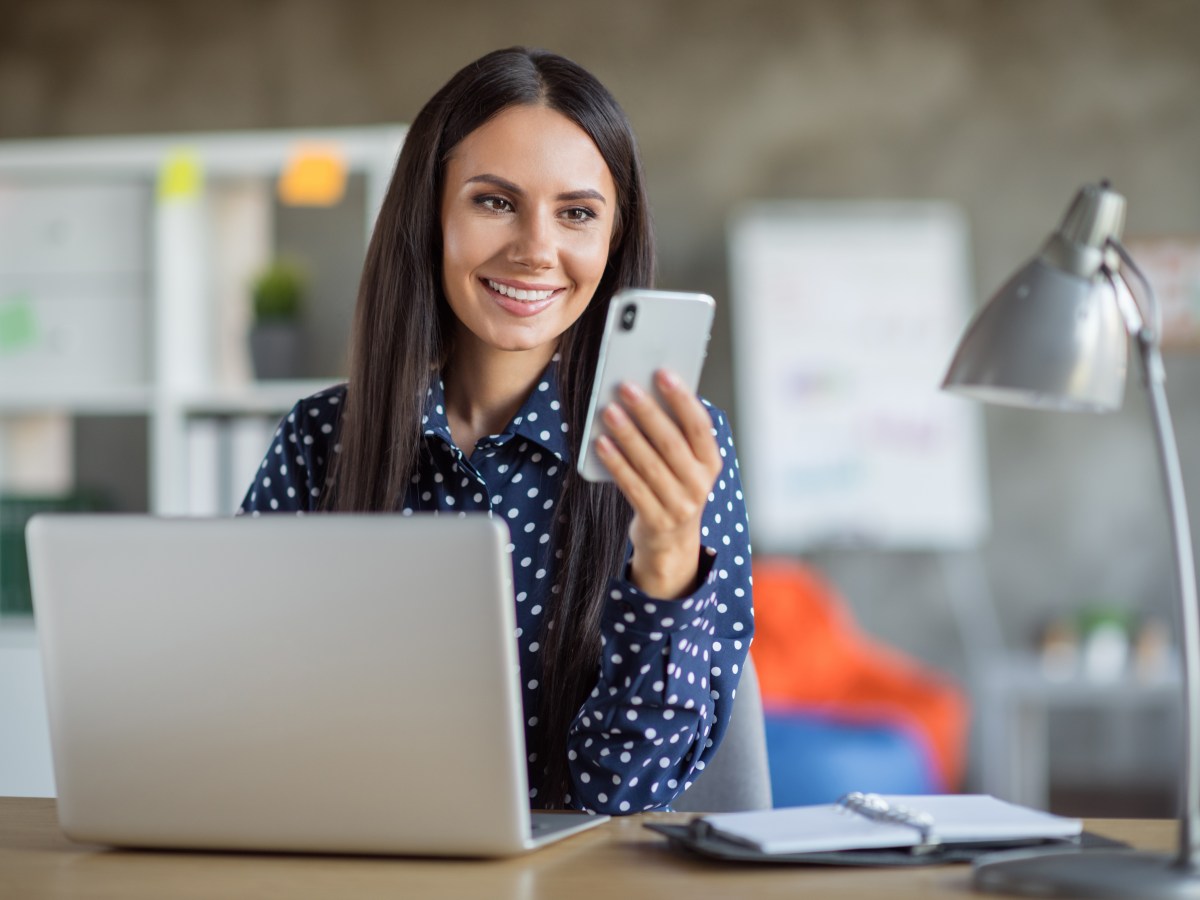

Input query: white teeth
[487,279,554,302]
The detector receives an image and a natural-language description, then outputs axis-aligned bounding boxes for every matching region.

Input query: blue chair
[764,711,939,807]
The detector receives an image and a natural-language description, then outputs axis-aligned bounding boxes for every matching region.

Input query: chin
[498,338,555,355]
[481,323,560,355]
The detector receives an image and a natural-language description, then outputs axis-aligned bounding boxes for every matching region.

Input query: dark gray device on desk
[577,288,716,482]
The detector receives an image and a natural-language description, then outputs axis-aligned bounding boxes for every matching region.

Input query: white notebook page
[702,794,1082,855]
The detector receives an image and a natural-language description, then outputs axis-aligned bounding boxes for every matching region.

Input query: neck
[443,336,554,453]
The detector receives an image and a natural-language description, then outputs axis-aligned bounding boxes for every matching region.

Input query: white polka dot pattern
[237,365,754,816]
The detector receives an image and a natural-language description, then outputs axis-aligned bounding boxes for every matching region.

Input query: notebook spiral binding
[836,792,941,854]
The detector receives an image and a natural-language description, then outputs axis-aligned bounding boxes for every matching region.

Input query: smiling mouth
[484,278,561,302]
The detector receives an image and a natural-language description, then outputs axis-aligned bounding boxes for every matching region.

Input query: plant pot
[249,322,303,380]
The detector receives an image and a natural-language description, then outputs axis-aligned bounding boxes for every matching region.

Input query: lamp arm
[1108,238,1164,342]
[1127,301,1200,869]
[1105,242,1200,865]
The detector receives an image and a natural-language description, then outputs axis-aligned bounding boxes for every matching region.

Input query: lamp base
[974,849,1200,898]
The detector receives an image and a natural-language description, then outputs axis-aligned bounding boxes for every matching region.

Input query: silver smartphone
[577,288,716,482]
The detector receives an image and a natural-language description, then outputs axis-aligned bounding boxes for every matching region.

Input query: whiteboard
[729,202,990,551]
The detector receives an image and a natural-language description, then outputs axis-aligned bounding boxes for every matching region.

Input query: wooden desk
[0,797,1176,899]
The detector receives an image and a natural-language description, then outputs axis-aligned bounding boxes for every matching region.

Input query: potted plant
[248,259,305,380]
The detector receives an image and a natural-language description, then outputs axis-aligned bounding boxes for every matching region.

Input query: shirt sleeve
[565,403,754,814]
[237,389,342,515]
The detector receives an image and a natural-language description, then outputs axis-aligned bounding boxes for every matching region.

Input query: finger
[616,373,720,501]
[601,400,711,531]
[601,401,689,515]
[594,433,669,525]
[614,381,700,485]
[653,370,722,477]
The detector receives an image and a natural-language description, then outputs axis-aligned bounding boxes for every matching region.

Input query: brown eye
[476,195,514,213]
[562,206,596,222]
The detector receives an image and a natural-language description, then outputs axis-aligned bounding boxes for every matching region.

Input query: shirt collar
[420,377,455,446]
[508,358,571,462]
[420,358,572,462]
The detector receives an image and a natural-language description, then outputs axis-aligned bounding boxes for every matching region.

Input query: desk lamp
[942,181,1200,899]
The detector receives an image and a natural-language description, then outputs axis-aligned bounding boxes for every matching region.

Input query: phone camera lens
[620,303,637,331]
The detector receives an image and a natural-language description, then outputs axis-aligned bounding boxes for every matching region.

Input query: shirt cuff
[602,546,718,636]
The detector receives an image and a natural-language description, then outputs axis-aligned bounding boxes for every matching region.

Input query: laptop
[26,513,608,856]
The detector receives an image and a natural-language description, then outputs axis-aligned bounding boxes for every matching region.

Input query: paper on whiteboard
[729,202,989,550]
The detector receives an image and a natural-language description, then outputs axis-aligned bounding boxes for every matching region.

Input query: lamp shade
[941,257,1128,412]
[942,182,1131,413]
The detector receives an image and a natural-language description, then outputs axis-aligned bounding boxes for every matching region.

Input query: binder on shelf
[228,416,278,513]
[183,415,278,516]
[184,418,221,516]
[646,793,1104,867]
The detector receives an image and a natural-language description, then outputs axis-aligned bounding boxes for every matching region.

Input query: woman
[240,47,753,815]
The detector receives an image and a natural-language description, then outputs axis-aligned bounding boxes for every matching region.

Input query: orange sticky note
[278,144,347,206]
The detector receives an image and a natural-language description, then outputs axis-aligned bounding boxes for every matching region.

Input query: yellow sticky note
[278,144,347,207]
[158,149,203,202]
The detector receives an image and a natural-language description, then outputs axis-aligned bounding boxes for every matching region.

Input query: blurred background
[2,0,1198,816]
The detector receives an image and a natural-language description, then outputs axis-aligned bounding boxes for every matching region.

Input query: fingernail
[604,403,628,425]
[619,381,645,403]
[657,369,681,391]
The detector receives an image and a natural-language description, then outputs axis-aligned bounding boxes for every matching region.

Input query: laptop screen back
[27,514,534,856]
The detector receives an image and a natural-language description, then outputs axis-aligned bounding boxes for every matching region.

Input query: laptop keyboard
[530,812,594,834]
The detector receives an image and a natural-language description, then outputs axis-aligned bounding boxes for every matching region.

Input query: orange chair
[751,558,969,802]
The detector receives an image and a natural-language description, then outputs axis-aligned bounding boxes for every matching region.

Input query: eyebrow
[465,174,608,205]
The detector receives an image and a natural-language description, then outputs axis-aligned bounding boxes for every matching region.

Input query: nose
[509,210,557,271]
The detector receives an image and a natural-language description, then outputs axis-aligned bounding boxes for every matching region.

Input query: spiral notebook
[702,794,1082,855]
[646,793,1092,866]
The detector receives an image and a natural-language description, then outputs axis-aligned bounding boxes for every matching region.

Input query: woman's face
[440,104,617,363]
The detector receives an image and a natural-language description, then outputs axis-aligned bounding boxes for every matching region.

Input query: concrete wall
[4,0,1199,795]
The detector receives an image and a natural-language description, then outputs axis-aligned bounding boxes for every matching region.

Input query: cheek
[441,215,497,280]
[569,234,614,286]
[440,222,468,278]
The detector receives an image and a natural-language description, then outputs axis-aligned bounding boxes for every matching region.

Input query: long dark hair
[323,47,655,806]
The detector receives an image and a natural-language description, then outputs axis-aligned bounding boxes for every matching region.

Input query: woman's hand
[593,369,723,599]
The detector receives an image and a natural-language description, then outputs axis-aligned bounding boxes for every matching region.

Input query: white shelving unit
[0,127,405,797]
[977,656,1181,810]
[0,125,406,516]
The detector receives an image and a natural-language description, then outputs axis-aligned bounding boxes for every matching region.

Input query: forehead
[445,104,615,194]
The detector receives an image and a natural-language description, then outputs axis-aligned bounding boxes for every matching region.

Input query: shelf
[0,616,37,647]
[984,655,1181,703]
[0,386,154,416]
[0,127,407,179]
[174,379,342,417]
[0,381,345,419]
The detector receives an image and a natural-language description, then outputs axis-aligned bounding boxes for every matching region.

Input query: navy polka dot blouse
[238,360,754,815]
